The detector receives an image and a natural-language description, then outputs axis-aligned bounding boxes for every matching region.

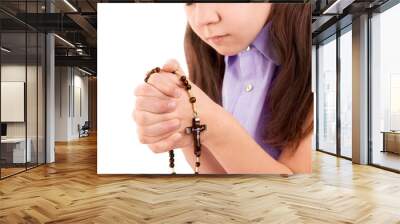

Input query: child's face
[185,3,272,56]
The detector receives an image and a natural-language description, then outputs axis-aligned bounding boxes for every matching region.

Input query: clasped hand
[133,59,214,153]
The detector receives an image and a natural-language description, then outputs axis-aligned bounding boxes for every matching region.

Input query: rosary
[145,67,207,174]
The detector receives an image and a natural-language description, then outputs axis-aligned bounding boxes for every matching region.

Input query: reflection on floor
[0,167,25,177]
[0,162,43,178]
[373,150,400,171]
[0,134,400,223]
[340,147,352,158]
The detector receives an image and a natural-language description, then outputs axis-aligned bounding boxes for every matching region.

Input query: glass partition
[370,3,400,171]
[317,35,337,155]
[1,30,28,178]
[339,27,352,158]
[0,1,46,179]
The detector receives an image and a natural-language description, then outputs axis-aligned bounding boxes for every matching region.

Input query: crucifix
[186,116,207,155]
[186,116,207,173]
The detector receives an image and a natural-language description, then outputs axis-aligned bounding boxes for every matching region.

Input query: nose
[193,4,220,28]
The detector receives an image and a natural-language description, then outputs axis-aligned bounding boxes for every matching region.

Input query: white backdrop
[97,3,192,174]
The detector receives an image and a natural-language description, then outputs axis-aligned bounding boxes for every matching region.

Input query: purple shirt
[222,22,281,160]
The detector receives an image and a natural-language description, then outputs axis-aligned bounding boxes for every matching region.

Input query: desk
[381,131,400,154]
[1,138,32,163]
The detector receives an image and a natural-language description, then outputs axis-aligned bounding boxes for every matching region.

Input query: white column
[352,14,369,164]
[45,1,55,163]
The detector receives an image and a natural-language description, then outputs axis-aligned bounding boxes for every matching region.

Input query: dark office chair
[78,121,90,138]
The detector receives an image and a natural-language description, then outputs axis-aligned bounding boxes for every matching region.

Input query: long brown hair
[184,4,313,150]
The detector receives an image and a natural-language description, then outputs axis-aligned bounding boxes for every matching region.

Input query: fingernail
[168,101,176,109]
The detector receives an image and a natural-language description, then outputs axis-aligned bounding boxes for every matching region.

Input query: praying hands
[133,59,218,155]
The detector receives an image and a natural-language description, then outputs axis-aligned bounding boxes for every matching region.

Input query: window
[339,27,352,158]
[370,2,400,171]
[317,36,337,154]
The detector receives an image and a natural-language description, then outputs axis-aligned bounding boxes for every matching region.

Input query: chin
[213,46,241,56]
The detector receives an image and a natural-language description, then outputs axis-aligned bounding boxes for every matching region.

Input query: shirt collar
[224,21,279,66]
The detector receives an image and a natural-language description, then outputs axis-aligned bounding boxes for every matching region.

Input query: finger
[148,132,182,153]
[138,130,175,144]
[138,119,180,137]
[133,110,177,126]
[159,71,184,88]
[135,96,177,114]
[162,59,186,88]
[134,83,170,100]
[162,59,185,76]
[146,72,181,98]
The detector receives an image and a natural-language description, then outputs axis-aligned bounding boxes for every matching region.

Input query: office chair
[79,121,90,138]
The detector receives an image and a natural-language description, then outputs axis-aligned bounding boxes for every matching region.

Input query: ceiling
[0,0,100,74]
[1,0,396,74]
[312,0,391,44]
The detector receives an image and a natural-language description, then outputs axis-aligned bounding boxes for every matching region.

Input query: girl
[133,3,313,174]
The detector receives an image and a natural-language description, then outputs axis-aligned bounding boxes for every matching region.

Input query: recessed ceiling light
[1,47,11,53]
[322,0,355,15]
[63,0,78,12]
[54,34,75,48]
[77,67,93,76]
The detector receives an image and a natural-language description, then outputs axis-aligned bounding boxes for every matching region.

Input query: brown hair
[184,4,313,150]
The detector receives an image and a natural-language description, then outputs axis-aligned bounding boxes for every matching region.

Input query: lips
[206,34,228,40]
[206,34,229,44]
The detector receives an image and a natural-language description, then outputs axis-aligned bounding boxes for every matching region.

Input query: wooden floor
[1,134,400,223]
[0,167,26,178]
[373,150,400,171]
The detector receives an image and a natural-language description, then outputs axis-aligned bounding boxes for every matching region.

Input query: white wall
[73,73,89,137]
[55,66,68,141]
[55,66,89,141]
[97,4,192,174]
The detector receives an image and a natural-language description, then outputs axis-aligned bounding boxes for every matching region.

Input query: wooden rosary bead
[169,150,175,169]
[144,67,161,83]
[148,67,160,75]
[152,67,161,73]
[145,67,206,175]
[144,74,152,83]
[180,76,187,81]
